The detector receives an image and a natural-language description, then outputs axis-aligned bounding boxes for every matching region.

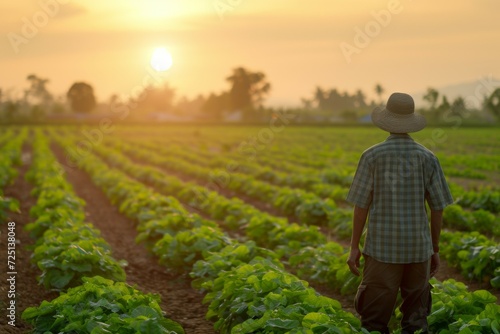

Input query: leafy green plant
[441,231,500,287]
[443,204,473,231]
[245,215,326,255]
[208,197,256,230]
[321,169,354,187]
[288,242,361,295]
[273,189,309,216]
[0,129,26,189]
[190,241,283,289]
[22,276,185,334]
[327,207,354,240]
[472,209,499,236]
[26,131,126,290]
[426,278,500,333]
[271,223,327,255]
[0,129,26,221]
[295,197,336,226]
[202,259,363,333]
[135,213,215,249]
[311,183,349,201]
[457,189,500,213]
[0,195,19,221]
[153,226,234,273]
[446,167,487,180]
[25,207,86,239]
[443,204,500,236]
[289,243,343,282]
[33,226,126,289]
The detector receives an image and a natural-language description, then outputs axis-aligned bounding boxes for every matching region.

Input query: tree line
[421,87,500,123]
[1,69,499,123]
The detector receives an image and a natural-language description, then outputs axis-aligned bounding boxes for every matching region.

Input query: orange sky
[1,0,499,107]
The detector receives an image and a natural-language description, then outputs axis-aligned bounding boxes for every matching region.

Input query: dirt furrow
[0,146,59,333]
[51,144,216,334]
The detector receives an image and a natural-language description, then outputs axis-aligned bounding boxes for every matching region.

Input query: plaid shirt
[346,133,454,263]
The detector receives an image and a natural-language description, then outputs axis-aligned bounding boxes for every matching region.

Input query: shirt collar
[386,133,413,141]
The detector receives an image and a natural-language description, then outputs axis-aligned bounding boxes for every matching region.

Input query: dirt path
[0,146,59,333]
[51,145,216,334]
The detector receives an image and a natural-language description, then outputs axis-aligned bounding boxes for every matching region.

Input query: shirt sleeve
[426,156,454,210]
[346,152,373,209]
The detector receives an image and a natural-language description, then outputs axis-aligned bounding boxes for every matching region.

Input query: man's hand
[347,206,368,277]
[347,248,362,276]
[430,253,440,277]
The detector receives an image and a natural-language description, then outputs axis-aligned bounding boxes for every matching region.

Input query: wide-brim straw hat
[371,92,426,133]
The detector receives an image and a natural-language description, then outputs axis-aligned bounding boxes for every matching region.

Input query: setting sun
[150,47,173,72]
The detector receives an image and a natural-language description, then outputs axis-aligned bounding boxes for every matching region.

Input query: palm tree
[374,83,384,104]
[423,87,439,110]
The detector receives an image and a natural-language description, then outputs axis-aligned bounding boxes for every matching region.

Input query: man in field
[345,92,453,334]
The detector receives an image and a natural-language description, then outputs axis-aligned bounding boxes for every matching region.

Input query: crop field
[0,124,499,334]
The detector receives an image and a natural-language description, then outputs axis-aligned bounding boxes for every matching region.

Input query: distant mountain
[412,76,500,109]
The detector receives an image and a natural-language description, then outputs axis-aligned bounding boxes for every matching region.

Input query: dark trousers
[354,255,432,334]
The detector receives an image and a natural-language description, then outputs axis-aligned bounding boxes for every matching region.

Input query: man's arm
[429,209,443,277]
[347,205,369,276]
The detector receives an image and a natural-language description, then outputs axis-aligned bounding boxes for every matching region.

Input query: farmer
[345,92,453,334]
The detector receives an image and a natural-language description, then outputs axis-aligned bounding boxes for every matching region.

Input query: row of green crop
[165,136,500,220]
[53,130,357,293]
[246,140,500,213]
[440,231,500,288]
[51,131,234,272]
[84,130,500,296]
[55,128,500,333]
[143,138,500,225]
[100,135,500,289]
[0,128,26,220]
[113,126,499,176]
[130,130,360,170]
[137,137,500,239]
[50,131,369,333]
[215,136,500,213]
[0,127,16,146]
[88,135,359,294]
[107,137,354,238]
[81,133,500,334]
[24,131,126,289]
[450,183,500,213]
[414,278,499,333]
[136,132,500,213]
[112,136,500,246]
[123,134,500,225]
[439,153,500,173]
[137,138,354,193]
[21,130,185,334]
[443,204,500,236]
